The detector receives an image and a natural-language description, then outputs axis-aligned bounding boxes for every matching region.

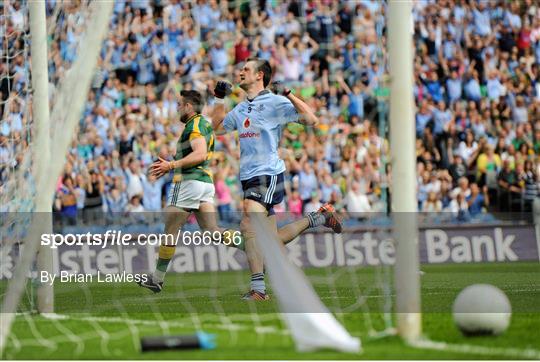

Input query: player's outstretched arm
[286,92,319,126]
[271,81,318,126]
[208,81,233,135]
[208,104,228,135]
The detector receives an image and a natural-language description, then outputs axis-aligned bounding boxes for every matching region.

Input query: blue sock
[250,272,265,293]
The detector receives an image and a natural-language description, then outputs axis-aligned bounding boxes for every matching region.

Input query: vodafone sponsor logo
[243,118,251,128]
[239,132,260,138]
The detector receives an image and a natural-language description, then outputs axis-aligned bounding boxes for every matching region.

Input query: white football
[452,284,511,336]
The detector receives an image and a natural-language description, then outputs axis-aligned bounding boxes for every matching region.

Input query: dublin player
[211,58,342,300]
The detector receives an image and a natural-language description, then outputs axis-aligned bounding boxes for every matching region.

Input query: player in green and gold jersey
[138,90,233,292]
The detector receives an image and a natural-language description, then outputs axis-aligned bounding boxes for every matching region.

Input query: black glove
[270,81,291,96]
[214,81,232,99]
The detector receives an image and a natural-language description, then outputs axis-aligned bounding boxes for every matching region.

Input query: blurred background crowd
[1,0,539,228]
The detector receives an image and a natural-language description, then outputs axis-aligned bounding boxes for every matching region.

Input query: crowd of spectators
[1,0,539,227]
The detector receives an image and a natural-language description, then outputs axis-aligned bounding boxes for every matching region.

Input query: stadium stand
[1,0,538,229]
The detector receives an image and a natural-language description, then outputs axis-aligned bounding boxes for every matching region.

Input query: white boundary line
[410,338,540,360]
[38,313,290,335]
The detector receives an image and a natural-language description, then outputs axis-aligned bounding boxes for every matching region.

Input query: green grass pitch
[2,262,539,360]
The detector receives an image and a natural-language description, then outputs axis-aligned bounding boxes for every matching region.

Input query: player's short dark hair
[247,57,272,88]
[180,90,203,113]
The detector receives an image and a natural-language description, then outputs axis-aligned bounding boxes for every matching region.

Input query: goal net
[1,1,404,359]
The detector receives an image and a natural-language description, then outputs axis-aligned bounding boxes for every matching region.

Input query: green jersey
[174,114,214,184]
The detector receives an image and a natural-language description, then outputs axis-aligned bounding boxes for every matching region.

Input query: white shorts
[167,180,215,210]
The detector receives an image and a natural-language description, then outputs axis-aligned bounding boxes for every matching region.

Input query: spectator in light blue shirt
[151,31,168,64]
[166,23,182,50]
[7,110,22,134]
[471,118,487,138]
[131,0,150,12]
[136,25,153,50]
[338,76,365,119]
[100,79,120,113]
[93,138,105,158]
[486,71,504,100]
[142,174,165,212]
[110,39,125,70]
[442,37,457,60]
[343,42,358,71]
[504,9,521,30]
[105,187,128,214]
[466,183,487,217]
[453,5,466,23]
[489,5,504,22]
[94,107,110,140]
[163,0,182,26]
[472,3,491,36]
[216,12,235,34]
[464,71,482,102]
[60,38,76,63]
[325,137,341,171]
[136,50,155,85]
[257,43,273,61]
[447,16,463,42]
[207,1,221,28]
[103,130,116,156]
[113,0,126,14]
[446,71,463,103]
[192,2,212,28]
[425,73,444,103]
[298,163,318,204]
[192,1,212,38]
[416,101,433,137]
[348,90,365,120]
[182,29,201,58]
[209,41,228,75]
[433,101,452,136]
[320,174,341,203]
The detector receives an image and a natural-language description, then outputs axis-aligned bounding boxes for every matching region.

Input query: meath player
[211,58,342,300]
[138,90,225,292]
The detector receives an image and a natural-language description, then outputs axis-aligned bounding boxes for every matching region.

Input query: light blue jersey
[223,90,299,180]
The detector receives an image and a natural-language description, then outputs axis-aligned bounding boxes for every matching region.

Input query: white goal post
[0,1,114,355]
[29,0,53,315]
[388,0,422,341]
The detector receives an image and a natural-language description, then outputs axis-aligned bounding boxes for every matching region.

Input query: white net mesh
[0,1,33,215]
[0,0,36,319]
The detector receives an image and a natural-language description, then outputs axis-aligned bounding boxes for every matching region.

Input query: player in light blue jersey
[211,58,342,300]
